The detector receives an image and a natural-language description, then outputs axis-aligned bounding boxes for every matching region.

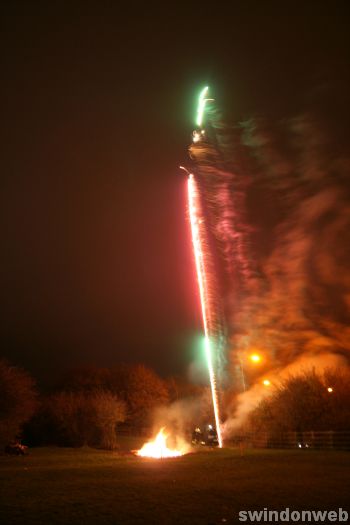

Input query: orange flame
[136,428,184,459]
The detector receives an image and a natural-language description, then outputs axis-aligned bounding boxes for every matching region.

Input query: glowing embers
[136,428,184,459]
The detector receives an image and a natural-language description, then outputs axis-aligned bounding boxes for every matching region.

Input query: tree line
[247,368,350,438]
[1,358,350,452]
[0,359,204,451]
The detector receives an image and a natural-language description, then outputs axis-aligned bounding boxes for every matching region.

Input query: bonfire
[136,428,185,459]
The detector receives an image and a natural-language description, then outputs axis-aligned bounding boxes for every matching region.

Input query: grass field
[1,441,349,525]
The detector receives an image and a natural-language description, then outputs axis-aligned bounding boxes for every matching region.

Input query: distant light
[250,354,261,363]
[263,379,271,386]
[327,387,333,393]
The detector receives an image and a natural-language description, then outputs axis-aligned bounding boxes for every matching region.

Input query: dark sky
[1,3,349,384]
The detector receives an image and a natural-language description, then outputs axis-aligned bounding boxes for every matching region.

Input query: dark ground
[1,442,349,525]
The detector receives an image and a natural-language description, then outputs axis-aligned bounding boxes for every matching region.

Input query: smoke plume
[192,104,350,431]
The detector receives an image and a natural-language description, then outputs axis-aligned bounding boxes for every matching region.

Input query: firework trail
[184,85,350,436]
[186,88,259,398]
[183,86,256,445]
[189,93,257,295]
[187,171,223,447]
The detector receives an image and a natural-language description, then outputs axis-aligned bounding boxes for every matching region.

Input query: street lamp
[250,354,261,363]
[238,353,263,392]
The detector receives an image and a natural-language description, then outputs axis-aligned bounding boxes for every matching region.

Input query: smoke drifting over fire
[191,101,350,431]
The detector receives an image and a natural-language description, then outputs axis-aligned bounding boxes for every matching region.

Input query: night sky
[1,3,349,384]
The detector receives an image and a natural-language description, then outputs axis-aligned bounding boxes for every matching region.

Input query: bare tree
[90,390,126,449]
[248,368,350,437]
[48,390,126,449]
[0,359,37,450]
[125,365,169,431]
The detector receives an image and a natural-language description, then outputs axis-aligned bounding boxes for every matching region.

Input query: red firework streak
[187,173,223,448]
